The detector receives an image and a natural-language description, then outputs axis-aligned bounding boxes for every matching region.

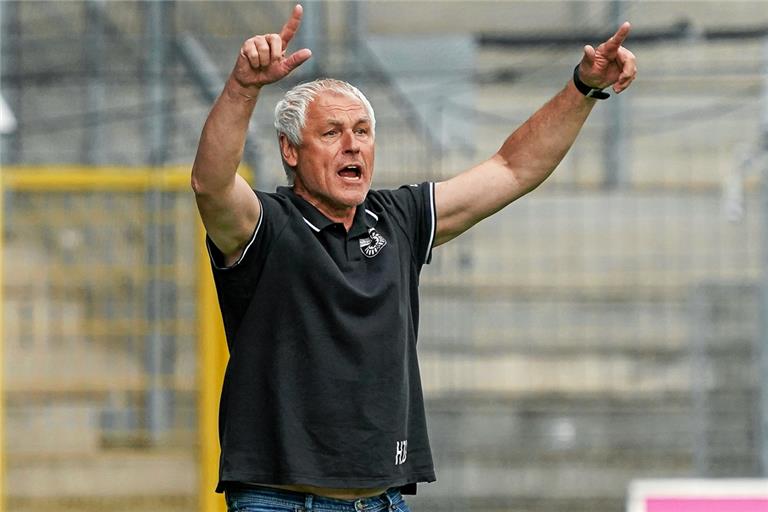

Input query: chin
[342,181,370,197]
[344,192,368,207]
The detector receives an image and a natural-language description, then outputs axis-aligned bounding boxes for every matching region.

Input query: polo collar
[277,187,378,238]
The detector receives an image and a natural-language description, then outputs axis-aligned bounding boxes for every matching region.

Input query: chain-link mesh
[3,173,199,511]
[3,1,768,512]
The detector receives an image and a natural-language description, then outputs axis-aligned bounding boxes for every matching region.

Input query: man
[192,4,636,512]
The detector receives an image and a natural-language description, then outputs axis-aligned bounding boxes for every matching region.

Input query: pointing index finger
[601,21,631,54]
[280,4,303,48]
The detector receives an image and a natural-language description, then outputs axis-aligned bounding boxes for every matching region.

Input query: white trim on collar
[365,209,379,221]
[302,217,321,232]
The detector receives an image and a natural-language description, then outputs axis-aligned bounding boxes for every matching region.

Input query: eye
[323,129,338,137]
[355,127,369,135]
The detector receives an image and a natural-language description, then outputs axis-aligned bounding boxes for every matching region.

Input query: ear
[279,134,298,167]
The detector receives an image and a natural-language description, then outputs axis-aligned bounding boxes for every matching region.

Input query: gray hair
[274,78,376,184]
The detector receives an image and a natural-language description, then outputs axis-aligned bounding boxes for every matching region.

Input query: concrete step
[6,450,196,499]
[420,290,690,352]
[425,190,759,287]
[425,394,695,461]
[7,495,195,512]
[414,458,691,504]
[420,390,759,496]
[409,494,625,512]
[5,404,100,456]
[418,320,756,396]
[419,347,693,396]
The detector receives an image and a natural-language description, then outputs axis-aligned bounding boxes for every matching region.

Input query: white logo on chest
[359,228,387,258]
[395,439,408,465]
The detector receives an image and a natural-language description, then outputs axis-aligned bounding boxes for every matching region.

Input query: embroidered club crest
[359,228,387,258]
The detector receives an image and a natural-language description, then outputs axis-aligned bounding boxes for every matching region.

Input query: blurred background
[1,0,768,511]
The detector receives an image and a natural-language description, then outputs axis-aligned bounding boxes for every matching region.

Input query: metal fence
[1,168,207,512]
[2,1,768,512]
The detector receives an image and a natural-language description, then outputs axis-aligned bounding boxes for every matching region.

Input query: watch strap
[573,65,610,99]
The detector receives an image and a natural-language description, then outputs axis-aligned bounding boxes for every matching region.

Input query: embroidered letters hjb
[395,439,408,465]
[359,228,387,258]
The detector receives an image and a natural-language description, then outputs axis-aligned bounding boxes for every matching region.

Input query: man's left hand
[578,22,637,94]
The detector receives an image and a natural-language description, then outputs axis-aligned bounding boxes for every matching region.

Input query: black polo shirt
[207,182,438,494]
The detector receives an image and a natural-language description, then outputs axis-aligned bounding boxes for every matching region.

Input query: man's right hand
[230,4,312,95]
[194,5,312,261]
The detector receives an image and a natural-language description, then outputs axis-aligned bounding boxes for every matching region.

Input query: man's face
[283,90,375,219]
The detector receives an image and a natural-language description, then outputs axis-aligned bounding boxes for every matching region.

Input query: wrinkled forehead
[307,90,370,122]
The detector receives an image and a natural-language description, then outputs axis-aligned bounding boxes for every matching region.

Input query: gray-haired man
[192,4,636,511]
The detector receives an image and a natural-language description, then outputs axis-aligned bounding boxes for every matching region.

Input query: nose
[341,129,360,154]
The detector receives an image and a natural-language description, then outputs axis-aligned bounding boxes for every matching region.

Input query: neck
[293,189,356,231]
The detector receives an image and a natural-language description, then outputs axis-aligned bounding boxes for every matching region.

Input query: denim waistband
[225,484,404,512]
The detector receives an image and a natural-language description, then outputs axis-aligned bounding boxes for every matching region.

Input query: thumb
[581,44,596,68]
[283,48,312,73]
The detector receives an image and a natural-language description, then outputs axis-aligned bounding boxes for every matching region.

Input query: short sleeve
[205,190,287,295]
[373,182,436,268]
[203,191,290,344]
[205,191,266,271]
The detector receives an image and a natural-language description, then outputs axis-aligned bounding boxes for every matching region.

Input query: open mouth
[337,165,362,180]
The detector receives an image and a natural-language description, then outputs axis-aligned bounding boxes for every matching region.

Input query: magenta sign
[628,480,768,512]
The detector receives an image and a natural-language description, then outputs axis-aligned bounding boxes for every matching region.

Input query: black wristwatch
[573,65,609,99]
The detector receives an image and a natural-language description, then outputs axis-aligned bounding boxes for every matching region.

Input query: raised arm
[191,4,311,264]
[434,22,636,246]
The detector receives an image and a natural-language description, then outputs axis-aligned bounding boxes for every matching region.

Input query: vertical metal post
[0,2,13,503]
[347,0,366,80]
[82,0,106,164]
[604,0,629,189]
[0,88,6,512]
[690,284,712,475]
[759,34,768,476]
[1,0,20,164]
[146,0,170,167]
[144,0,174,443]
[296,0,322,77]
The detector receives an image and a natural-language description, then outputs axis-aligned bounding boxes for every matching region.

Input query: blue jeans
[224,486,411,512]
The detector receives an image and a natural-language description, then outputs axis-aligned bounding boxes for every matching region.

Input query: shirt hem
[216,470,436,494]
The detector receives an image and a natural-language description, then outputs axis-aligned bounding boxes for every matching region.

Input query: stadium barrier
[0,166,237,512]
